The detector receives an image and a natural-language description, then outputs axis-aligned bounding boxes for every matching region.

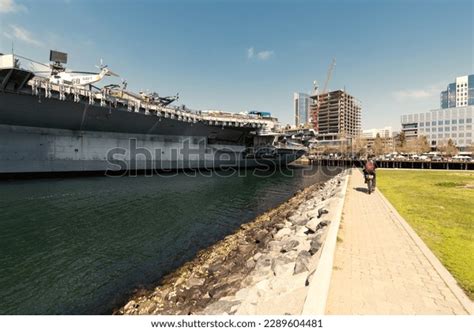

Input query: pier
[309,158,474,171]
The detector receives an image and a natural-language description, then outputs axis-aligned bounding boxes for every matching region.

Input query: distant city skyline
[0,0,472,130]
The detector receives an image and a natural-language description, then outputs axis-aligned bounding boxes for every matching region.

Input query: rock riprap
[117,171,347,315]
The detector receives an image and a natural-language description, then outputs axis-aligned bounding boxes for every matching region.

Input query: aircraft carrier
[0,51,306,176]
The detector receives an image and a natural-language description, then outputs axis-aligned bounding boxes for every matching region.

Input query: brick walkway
[326,170,470,314]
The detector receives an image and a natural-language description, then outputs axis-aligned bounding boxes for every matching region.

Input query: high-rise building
[293,92,311,127]
[440,74,474,108]
[401,106,473,149]
[309,89,361,140]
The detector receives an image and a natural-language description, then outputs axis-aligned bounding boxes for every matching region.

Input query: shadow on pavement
[354,187,369,194]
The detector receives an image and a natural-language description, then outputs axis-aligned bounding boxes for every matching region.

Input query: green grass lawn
[377,170,474,300]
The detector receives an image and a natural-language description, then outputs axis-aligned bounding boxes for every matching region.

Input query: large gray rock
[317,208,329,218]
[309,235,323,255]
[234,287,252,300]
[271,256,295,276]
[280,239,300,253]
[252,252,262,261]
[235,301,257,315]
[201,300,241,315]
[288,214,308,226]
[255,229,269,244]
[245,265,274,285]
[238,244,254,256]
[187,286,206,302]
[306,209,320,219]
[269,270,309,295]
[274,222,285,230]
[274,227,292,239]
[245,257,256,269]
[187,275,205,288]
[294,251,311,274]
[267,240,283,252]
[305,218,321,233]
[233,289,259,313]
[319,219,331,227]
[298,238,311,252]
[283,249,299,261]
[254,287,307,315]
[295,226,308,237]
[254,278,272,294]
[208,283,234,299]
[273,262,295,277]
[255,255,272,268]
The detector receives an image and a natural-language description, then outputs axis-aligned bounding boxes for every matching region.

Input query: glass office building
[401,106,474,149]
[294,92,311,126]
[469,74,474,106]
[440,74,474,108]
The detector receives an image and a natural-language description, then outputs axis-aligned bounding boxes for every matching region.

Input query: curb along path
[325,170,471,314]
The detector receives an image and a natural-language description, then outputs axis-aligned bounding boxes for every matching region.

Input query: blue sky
[1,0,472,129]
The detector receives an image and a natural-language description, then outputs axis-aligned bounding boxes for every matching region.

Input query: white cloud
[256,50,274,60]
[0,0,27,13]
[3,24,43,47]
[393,89,432,99]
[392,83,445,101]
[247,46,274,61]
[247,47,254,59]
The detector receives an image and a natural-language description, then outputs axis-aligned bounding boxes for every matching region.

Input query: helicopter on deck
[32,50,119,87]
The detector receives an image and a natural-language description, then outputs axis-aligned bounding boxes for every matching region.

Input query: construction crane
[312,57,336,131]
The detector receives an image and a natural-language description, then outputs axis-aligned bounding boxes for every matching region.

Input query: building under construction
[310,89,361,141]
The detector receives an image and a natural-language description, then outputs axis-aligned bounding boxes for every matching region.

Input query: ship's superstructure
[0,51,305,175]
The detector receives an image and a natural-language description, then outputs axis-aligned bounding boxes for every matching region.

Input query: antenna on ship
[49,50,67,74]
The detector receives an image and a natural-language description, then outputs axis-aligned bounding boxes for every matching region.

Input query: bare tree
[383,138,393,154]
[437,139,458,157]
[396,131,406,153]
[340,141,352,157]
[373,133,384,156]
[322,145,339,155]
[467,143,474,153]
[404,139,417,154]
[352,137,367,158]
[416,135,431,154]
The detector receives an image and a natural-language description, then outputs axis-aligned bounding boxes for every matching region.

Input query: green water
[0,166,340,314]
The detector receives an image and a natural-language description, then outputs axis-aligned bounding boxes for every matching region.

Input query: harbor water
[0,166,341,314]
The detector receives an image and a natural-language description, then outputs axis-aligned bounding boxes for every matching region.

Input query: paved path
[326,170,470,314]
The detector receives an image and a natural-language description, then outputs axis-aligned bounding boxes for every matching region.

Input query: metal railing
[26,77,275,130]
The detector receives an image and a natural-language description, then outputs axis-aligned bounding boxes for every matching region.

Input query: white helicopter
[50,59,119,86]
[32,51,119,87]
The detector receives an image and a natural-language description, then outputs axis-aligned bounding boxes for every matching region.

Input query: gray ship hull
[0,92,304,175]
[0,92,252,139]
[0,124,303,174]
